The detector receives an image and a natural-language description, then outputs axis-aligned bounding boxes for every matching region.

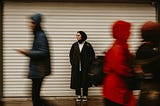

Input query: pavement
[0,96,104,106]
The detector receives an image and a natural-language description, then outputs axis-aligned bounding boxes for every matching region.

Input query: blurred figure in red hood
[103,20,136,106]
[112,20,131,43]
[136,21,160,106]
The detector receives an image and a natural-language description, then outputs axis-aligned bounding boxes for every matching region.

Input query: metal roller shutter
[3,2,156,97]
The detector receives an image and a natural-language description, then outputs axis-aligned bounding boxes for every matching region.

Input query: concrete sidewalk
[0,96,104,106]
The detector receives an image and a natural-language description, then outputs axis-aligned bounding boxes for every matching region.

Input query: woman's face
[76,33,82,41]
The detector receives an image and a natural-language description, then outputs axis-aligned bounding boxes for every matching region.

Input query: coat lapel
[75,42,80,54]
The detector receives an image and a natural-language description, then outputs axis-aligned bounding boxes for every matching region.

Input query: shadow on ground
[0,97,104,106]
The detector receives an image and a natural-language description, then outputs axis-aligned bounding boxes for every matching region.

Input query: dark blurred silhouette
[102,20,136,106]
[135,21,160,106]
[18,13,51,106]
[0,100,4,106]
[69,31,95,102]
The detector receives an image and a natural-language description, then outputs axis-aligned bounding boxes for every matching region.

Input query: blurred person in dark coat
[102,20,136,106]
[135,21,160,106]
[69,31,95,102]
[18,13,51,106]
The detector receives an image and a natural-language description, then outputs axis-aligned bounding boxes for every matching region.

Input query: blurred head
[141,21,160,43]
[77,31,87,44]
[112,20,131,42]
[29,20,36,30]
[29,13,42,30]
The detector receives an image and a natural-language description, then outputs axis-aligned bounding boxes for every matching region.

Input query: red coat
[102,20,136,106]
[102,41,136,106]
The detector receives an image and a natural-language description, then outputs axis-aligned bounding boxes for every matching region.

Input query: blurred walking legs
[32,78,43,106]
[104,98,123,106]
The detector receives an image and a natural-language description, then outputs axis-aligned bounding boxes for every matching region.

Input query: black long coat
[69,41,95,89]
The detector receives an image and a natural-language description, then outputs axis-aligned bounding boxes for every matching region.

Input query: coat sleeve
[103,45,132,77]
[26,32,49,59]
[86,43,95,71]
[89,43,95,64]
[69,44,74,66]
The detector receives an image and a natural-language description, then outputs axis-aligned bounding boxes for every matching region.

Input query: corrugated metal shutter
[3,2,156,97]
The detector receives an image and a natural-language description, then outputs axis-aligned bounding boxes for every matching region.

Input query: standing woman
[102,20,136,106]
[69,31,95,102]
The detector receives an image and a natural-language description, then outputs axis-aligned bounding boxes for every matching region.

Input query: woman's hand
[17,49,29,55]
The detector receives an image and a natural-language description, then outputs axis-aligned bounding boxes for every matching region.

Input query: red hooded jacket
[102,20,136,106]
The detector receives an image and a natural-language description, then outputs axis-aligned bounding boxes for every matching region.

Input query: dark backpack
[88,56,105,86]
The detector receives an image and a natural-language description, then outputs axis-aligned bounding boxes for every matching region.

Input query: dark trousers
[32,78,43,106]
[75,70,88,96]
[76,88,88,96]
[104,98,123,106]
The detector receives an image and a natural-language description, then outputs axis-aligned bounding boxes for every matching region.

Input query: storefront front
[1,0,158,97]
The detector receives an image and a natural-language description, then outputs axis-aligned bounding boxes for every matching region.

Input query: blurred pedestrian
[102,20,136,106]
[69,31,95,102]
[135,21,160,106]
[18,13,51,106]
